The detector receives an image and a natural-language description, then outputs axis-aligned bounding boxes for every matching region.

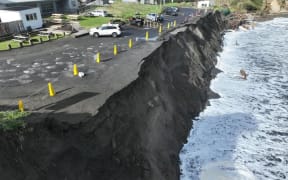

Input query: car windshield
[171,7,177,11]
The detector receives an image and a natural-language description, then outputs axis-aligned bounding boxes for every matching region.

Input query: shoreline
[254,12,288,22]
[225,11,288,30]
[180,16,288,180]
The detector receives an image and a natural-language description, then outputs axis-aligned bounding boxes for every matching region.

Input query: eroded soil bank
[0,12,225,180]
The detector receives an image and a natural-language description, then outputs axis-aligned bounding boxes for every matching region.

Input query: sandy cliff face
[0,12,225,180]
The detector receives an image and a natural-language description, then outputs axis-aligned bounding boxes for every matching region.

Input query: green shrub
[0,111,29,131]
[243,2,258,11]
[251,0,263,7]
[78,15,85,20]
[222,7,231,16]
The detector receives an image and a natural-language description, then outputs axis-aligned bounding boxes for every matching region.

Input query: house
[0,6,43,31]
[122,0,156,5]
[141,0,156,4]
[0,0,81,16]
[84,0,105,6]
[122,0,138,3]
[197,0,215,8]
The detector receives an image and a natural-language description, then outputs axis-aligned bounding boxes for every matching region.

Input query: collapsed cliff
[0,12,225,180]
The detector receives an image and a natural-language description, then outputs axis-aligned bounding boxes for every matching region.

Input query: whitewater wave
[180,18,288,180]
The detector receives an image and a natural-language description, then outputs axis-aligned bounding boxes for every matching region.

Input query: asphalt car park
[0,8,197,108]
[0,26,156,104]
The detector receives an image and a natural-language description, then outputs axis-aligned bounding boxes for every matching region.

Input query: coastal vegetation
[230,0,263,12]
[0,111,29,131]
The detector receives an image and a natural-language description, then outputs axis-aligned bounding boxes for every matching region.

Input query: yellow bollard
[128,39,133,48]
[114,44,117,56]
[167,22,170,29]
[174,20,176,27]
[48,82,55,97]
[96,52,100,63]
[73,64,78,76]
[158,25,162,34]
[145,31,149,41]
[18,100,24,112]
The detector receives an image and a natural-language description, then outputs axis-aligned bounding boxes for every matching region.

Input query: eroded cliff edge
[0,12,226,180]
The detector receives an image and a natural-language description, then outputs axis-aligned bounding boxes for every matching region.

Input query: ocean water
[180,18,288,180]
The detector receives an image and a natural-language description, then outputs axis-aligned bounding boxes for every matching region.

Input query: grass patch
[164,2,194,8]
[0,111,29,131]
[79,17,111,29]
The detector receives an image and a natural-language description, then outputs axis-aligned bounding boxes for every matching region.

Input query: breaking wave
[180,17,288,180]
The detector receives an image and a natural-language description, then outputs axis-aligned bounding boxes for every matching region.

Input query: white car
[146,13,163,22]
[89,24,121,37]
[146,13,158,21]
[89,10,108,17]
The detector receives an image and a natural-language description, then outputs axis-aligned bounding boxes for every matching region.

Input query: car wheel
[137,22,142,27]
[93,33,99,37]
[112,32,117,38]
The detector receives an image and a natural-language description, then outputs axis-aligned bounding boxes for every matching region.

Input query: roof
[0,0,55,4]
[1,6,37,11]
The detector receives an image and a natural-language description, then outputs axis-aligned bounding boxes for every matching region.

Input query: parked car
[146,13,164,22]
[171,7,179,12]
[162,7,178,16]
[109,19,126,27]
[88,10,108,17]
[128,13,144,27]
[89,24,121,37]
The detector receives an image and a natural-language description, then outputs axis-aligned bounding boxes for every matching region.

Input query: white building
[197,0,214,8]
[122,0,156,5]
[0,0,81,16]
[0,7,43,30]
